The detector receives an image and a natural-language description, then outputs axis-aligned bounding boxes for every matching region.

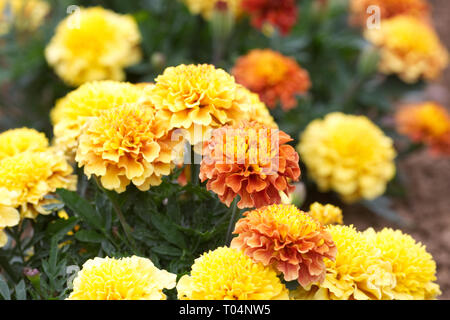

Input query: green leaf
[152,244,182,257]
[14,280,26,300]
[45,217,79,240]
[149,211,187,249]
[75,230,104,243]
[56,189,104,231]
[0,277,11,300]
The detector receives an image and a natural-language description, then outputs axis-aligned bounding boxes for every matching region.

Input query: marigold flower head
[233,49,310,111]
[297,112,396,203]
[364,15,448,83]
[182,0,243,19]
[349,0,430,26]
[0,0,49,34]
[231,204,336,287]
[51,81,146,157]
[148,64,248,144]
[75,103,183,193]
[308,202,343,225]
[200,121,301,209]
[0,127,48,160]
[177,247,289,300]
[291,225,397,300]
[364,228,440,299]
[0,150,77,219]
[0,188,20,247]
[45,7,142,86]
[242,0,298,35]
[68,256,176,300]
[395,102,450,156]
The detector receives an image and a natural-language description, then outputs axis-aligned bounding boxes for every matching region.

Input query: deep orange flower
[349,0,430,26]
[242,0,298,35]
[232,49,310,111]
[199,121,301,209]
[395,102,450,156]
[231,204,337,287]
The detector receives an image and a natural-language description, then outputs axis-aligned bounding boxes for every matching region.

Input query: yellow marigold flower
[68,256,176,300]
[0,188,20,247]
[183,0,242,20]
[231,204,336,287]
[234,85,278,128]
[45,7,142,86]
[51,81,146,157]
[0,150,77,219]
[148,64,247,144]
[364,15,448,83]
[0,127,48,160]
[297,112,396,203]
[308,202,343,225]
[349,0,430,26]
[364,228,441,299]
[0,0,49,34]
[75,103,183,193]
[395,102,450,156]
[291,225,397,300]
[232,49,311,111]
[177,247,289,300]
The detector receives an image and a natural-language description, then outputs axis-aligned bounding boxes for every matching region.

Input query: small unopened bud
[280,182,307,207]
[23,267,40,278]
[151,52,166,71]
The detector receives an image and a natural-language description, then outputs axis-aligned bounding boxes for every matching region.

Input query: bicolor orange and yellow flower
[45,7,142,86]
[200,121,301,209]
[395,102,450,156]
[231,204,336,287]
[297,112,396,203]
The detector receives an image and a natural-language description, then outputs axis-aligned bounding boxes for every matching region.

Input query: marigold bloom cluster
[395,102,450,156]
[0,0,49,34]
[0,188,20,247]
[233,49,310,111]
[308,202,343,225]
[68,256,176,300]
[241,0,298,35]
[45,7,142,86]
[182,0,242,20]
[297,112,396,203]
[147,64,257,144]
[75,103,183,193]
[51,81,146,156]
[177,247,289,300]
[200,121,301,209]
[291,225,440,300]
[363,228,441,299]
[231,204,336,287]
[364,15,448,83]
[349,0,430,26]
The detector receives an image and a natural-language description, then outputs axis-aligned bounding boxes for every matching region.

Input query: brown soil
[345,0,450,299]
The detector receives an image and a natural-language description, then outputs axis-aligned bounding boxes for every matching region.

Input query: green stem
[93,177,139,254]
[225,198,240,245]
[190,145,200,186]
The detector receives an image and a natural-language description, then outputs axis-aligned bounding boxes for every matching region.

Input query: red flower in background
[242,0,298,35]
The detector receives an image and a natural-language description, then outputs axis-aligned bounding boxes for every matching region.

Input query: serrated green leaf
[14,280,26,300]
[149,211,187,249]
[0,277,11,300]
[75,230,104,243]
[152,244,182,257]
[46,217,79,240]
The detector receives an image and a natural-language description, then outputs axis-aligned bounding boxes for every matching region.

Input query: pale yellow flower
[183,0,242,19]
[45,7,142,86]
[68,256,176,300]
[298,112,396,203]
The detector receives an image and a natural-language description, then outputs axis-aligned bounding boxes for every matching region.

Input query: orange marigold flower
[199,121,301,209]
[75,103,183,193]
[231,204,337,287]
[349,0,430,26]
[395,102,450,156]
[232,49,310,111]
[242,0,298,35]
